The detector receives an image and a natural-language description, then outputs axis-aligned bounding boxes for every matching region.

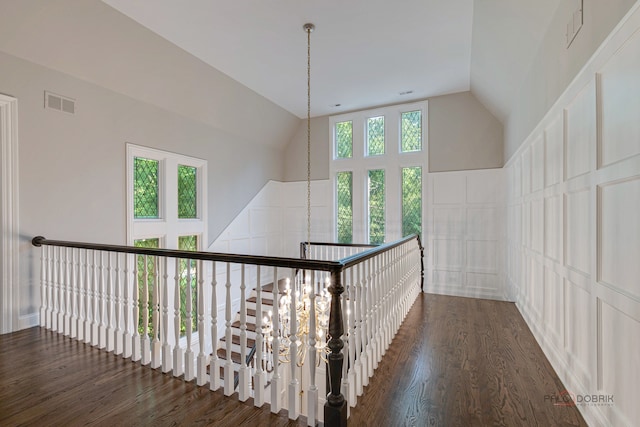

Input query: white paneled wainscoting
[505,3,640,426]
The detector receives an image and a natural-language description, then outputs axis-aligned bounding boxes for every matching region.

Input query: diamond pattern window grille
[368,169,385,244]
[178,235,198,335]
[402,167,422,237]
[336,171,353,243]
[367,116,385,156]
[178,165,197,219]
[134,157,159,219]
[401,111,422,152]
[336,121,353,159]
[134,238,160,337]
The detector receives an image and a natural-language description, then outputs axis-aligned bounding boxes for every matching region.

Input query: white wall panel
[531,199,544,254]
[433,208,464,236]
[433,270,462,287]
[522,148,532,195]
[599,30,640,167]
[467,208,497,238]
[514,159,522,198]
[531,136,544,192]
[565,190,590,276]
[543,267,563,346]
[466,240,497,273]
[530,259,544,317]
[466,171,501,204]
[564,280,591,379]
[432,174,465,204]
[600,300,640,426]
[427,169,505,300]
[599,178,640,298]
[545,116,563,187]
[544,195,562,262]
[433,239,463,269]
[565,82,595,179]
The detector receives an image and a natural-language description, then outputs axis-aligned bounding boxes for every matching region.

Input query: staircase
[212,279,288,389]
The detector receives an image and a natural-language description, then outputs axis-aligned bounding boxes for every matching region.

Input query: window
[329,101,427,243]
[127,144,207,341]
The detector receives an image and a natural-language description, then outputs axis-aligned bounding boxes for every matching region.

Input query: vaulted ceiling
[101,0,561,123]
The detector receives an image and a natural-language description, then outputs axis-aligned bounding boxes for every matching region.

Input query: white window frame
[126,143,207,250]
[329,101,428,244]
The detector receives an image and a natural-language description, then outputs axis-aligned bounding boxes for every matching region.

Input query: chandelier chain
[306,24,312,247]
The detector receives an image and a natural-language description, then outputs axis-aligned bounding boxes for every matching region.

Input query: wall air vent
[45,91,75,114]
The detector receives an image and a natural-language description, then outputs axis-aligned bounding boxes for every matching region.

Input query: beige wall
[283,91,503,180]
[505,0,637,160]
[283,116,330,181]
[428,91,503,172]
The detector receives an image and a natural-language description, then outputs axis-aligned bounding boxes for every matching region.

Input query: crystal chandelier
[261,276,330,369]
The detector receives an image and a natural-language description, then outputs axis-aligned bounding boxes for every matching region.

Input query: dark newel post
[417,235,425,292]
[300,242,308,260]
[324,270,347,427]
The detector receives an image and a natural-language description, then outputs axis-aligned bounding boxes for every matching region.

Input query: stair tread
[220,335,256,347]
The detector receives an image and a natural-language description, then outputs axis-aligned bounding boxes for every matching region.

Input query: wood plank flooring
[349,293,588,427]
[0,293,587,426]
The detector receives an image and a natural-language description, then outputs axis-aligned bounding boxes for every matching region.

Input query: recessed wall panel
[466,170,501,204]
[522,148,531,195]
[514,160,522,198]
[433,270,462,287]
[433,239,462,269]
[544,267,563,345]
[530,259,544,317]
[466,272,498,291]
[600,31,640,167]
[564,280,590,375]
[466,240,497,273]
[545,116,563,187]
[467,208,497,238]
[565,82,595,179]
[599,178,640,298]
[433,208,464,236]
[532,136,544,192]
[601,300,640,425]
[544,195,562,262]
[566,190,590,275]
[433,174,465,205]
[531,198,543,254]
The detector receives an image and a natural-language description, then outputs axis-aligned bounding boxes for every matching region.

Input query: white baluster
[106,252,115,352]
[270,267,281,413]
[372,256,381,368]
[114,252,123,355]
[75,249,83,341]
[288,269,299,420]
[253,265,265,406]
[84,249,94,344]
[51,246,60,332]
[98,251,108,349]
[151,256,162,369]
[141,254,151,365]
[173,258,183,377]
[63,247,71,336]
[39,245,47,328]
[131,253,141,361]
[184,258,195,381]
[223,262,233,395]
[359,261,369,388]
[366,259,374,379]
[123,253,132,359]
[238,264,249,400]
[162,257,172,372]
[347,267,357,407]
[341,269,351,418]
[307,271,318,426]
[196,259,208,386]
[210,261,220,391]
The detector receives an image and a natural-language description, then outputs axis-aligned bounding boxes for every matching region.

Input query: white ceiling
[101,0,560,122]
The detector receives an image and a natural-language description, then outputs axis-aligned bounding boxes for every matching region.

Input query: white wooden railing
[33,235,423,426]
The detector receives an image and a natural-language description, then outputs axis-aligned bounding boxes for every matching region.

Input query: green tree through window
[178,235,198,336]
[368,169,385,244]
[134,157,159,218]
[178,165,197,218]
[402,167,422,238]
[134,238,159,337]
[337,171,353,243]
[336,121,353,159]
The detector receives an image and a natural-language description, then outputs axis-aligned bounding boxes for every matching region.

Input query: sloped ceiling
[101,0,560,123]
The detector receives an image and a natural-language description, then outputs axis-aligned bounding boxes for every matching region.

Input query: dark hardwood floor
[349,293,587,427]
[0,293,587,427]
